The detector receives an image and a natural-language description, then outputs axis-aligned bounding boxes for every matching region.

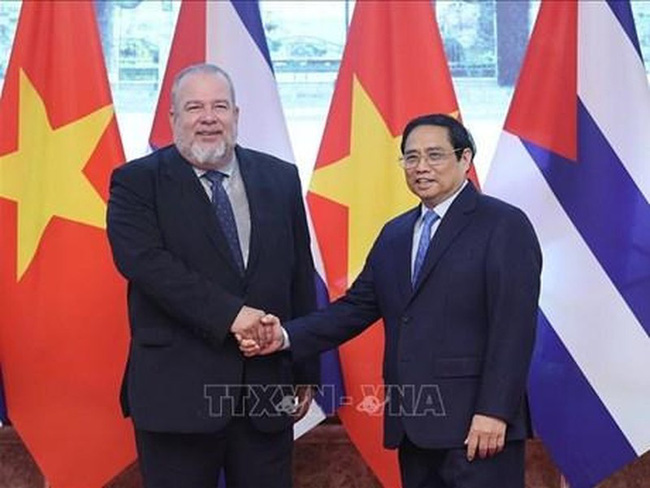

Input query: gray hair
[170,63,237,111]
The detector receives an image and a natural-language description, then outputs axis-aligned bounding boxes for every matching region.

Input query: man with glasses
[242,113,542,488]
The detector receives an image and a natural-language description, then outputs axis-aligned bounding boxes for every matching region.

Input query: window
[1,1,650,183]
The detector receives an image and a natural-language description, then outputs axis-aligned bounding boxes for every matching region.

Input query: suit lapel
[411,183,479,294]
[162,147,241,275]
[389,207,421,301]
[235,146,261,279]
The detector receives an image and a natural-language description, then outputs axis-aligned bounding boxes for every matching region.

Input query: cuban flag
[148,0,344,437]
[150,1,292,160]
[485,2,650,486]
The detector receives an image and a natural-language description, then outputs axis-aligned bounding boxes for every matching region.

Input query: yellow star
[0,69,114,281]
[310,76,418,282]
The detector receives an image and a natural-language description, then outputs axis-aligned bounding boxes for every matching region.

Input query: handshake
[229,305,285,357]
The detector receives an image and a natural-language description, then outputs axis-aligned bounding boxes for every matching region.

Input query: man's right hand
[230,306,266,346]
[238,314,285,357]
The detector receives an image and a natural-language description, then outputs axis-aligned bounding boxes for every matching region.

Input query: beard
[175,133,229,167]
[189,139,227,165]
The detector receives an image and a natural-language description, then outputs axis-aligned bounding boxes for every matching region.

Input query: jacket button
[401,316,410,325]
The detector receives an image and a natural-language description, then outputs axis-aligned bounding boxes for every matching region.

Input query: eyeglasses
[398,148,465,169]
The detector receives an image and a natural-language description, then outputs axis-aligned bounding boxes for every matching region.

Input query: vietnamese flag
[306,2,476,486]
[0,1,135,486]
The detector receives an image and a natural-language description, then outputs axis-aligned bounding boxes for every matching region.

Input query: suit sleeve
[106,163,244,347]
[286,166,320,385]
[286,238,383,363]
[474,208,542,423]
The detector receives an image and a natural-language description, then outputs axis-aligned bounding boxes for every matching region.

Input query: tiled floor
[1,425,648,487]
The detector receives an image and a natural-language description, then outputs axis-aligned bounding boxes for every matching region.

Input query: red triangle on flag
[504,1,577,161]
[149,0,207,149]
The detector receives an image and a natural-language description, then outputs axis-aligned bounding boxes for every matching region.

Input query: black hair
[400,113,476,161]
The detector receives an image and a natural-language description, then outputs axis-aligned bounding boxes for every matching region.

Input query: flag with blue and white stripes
[150,0,292,160]
[485,2,650,486]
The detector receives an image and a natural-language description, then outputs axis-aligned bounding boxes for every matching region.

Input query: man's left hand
[464,414,507,461]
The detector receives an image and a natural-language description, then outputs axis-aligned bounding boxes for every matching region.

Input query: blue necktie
[204,171,245,274]
[412,210,439,286]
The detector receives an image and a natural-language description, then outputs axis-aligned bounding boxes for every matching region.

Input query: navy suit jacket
[286,182,541,449]
[107,144,318,434]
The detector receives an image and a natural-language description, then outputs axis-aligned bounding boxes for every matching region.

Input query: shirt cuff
[281,327,290,350]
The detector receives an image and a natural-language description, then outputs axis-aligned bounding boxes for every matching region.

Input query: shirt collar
[420,179,468,220]
[192,155,238,179]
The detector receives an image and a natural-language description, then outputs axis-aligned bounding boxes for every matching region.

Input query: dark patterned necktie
[204,170,244,274]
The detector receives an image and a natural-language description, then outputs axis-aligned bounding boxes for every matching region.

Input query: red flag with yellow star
[0,1,135,486]
[307,2,477,486]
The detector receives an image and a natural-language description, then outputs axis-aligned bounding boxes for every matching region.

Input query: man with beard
[106,64,318,488]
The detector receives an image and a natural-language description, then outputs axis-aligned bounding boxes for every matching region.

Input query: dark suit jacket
[107,144,318,434]
[286,182,541,449]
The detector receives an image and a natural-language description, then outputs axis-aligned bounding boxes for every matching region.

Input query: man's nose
[199,107,222,123]
[199,111,218,123]
[414,157,430,171]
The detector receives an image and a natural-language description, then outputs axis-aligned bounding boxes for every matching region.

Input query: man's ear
[460,147,473,171]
